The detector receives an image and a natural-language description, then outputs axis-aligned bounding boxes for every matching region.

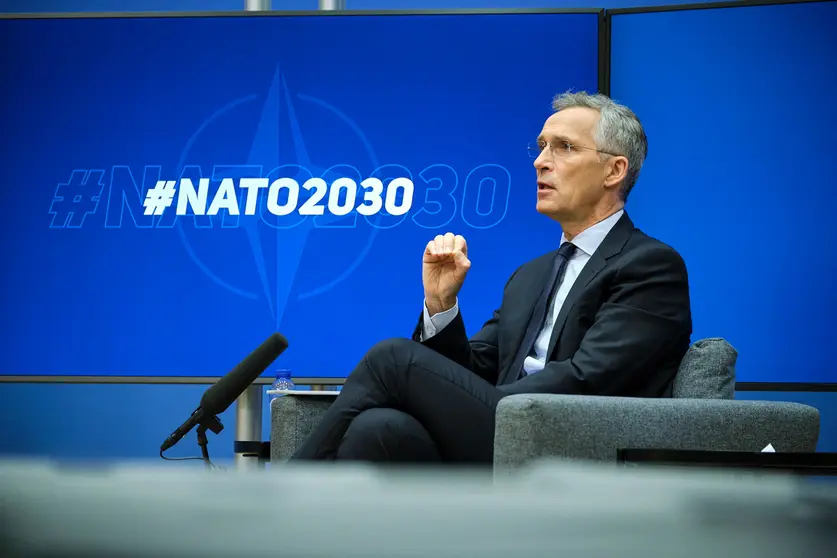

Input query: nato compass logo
[47,65,512,330]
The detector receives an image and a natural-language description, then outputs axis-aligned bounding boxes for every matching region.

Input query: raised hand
[422,232,471,315]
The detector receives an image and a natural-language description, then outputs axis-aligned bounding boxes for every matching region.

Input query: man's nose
[533,152,551,171]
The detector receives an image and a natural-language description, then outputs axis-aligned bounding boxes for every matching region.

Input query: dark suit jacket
[411,212,692,398]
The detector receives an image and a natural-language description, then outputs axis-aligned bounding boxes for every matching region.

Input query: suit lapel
[500,255,556,384]
[545,212,635,358]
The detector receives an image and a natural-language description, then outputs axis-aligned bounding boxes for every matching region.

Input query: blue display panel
[0,12,601,377]
[610,1,837,384]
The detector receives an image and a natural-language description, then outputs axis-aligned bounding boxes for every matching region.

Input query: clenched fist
[423,232,471,315]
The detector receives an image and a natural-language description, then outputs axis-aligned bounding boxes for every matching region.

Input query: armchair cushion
[493,394,820,473]
[673,338,737,399]
[270,394,337,463]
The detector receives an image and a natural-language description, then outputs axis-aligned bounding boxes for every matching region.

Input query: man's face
[533,107,608,222]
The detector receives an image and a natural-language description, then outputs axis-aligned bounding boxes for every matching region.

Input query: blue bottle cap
[276,369,292,379]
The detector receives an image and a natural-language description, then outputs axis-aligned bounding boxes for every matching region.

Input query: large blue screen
[0,12,601,377]
[611,1,837,384]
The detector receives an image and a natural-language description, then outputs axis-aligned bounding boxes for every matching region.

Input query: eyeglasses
[528,139,621,159]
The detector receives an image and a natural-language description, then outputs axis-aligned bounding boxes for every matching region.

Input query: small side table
[617,448,837,476]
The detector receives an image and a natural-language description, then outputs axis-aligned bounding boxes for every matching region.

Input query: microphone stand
[196,425,211,470]
[196,415,224,471]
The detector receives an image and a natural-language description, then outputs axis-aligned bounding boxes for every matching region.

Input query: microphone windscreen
[199,332,288,415]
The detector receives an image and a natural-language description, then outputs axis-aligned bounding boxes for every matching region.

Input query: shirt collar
[560,209,624,257]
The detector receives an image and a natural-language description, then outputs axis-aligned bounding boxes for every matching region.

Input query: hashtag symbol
[143,180,177,216]
[49,169,106,228]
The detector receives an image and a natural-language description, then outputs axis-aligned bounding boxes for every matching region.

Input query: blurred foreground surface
[1,458,836,557]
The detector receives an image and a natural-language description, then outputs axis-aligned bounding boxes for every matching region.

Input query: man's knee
[336,408,439,462]
[349,337,420,382]
[366,337,419,364]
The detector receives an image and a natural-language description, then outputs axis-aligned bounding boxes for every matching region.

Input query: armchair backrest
[672,338,737,399]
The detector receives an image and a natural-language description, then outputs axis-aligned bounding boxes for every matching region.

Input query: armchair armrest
[270,394,337,463]
[493,394,820,473]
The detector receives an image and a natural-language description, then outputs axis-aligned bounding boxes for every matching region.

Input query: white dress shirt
[421,210,624,376]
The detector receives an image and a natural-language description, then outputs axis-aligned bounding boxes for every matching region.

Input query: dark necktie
[511,241,577,379]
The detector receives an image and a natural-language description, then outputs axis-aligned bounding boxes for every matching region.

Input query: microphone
[160,332,289,453]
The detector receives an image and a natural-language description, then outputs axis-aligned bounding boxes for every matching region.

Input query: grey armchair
[493,338,820,473]
[270,338,821,471]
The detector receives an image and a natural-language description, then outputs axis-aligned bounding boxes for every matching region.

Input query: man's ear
[603,156,629,189]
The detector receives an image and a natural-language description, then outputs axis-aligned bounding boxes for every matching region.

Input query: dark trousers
[291,338,506,464]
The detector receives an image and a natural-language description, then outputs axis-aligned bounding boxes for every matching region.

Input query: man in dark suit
[292,91,691,464]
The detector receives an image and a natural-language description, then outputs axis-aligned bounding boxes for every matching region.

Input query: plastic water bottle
[270,369,294,400]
